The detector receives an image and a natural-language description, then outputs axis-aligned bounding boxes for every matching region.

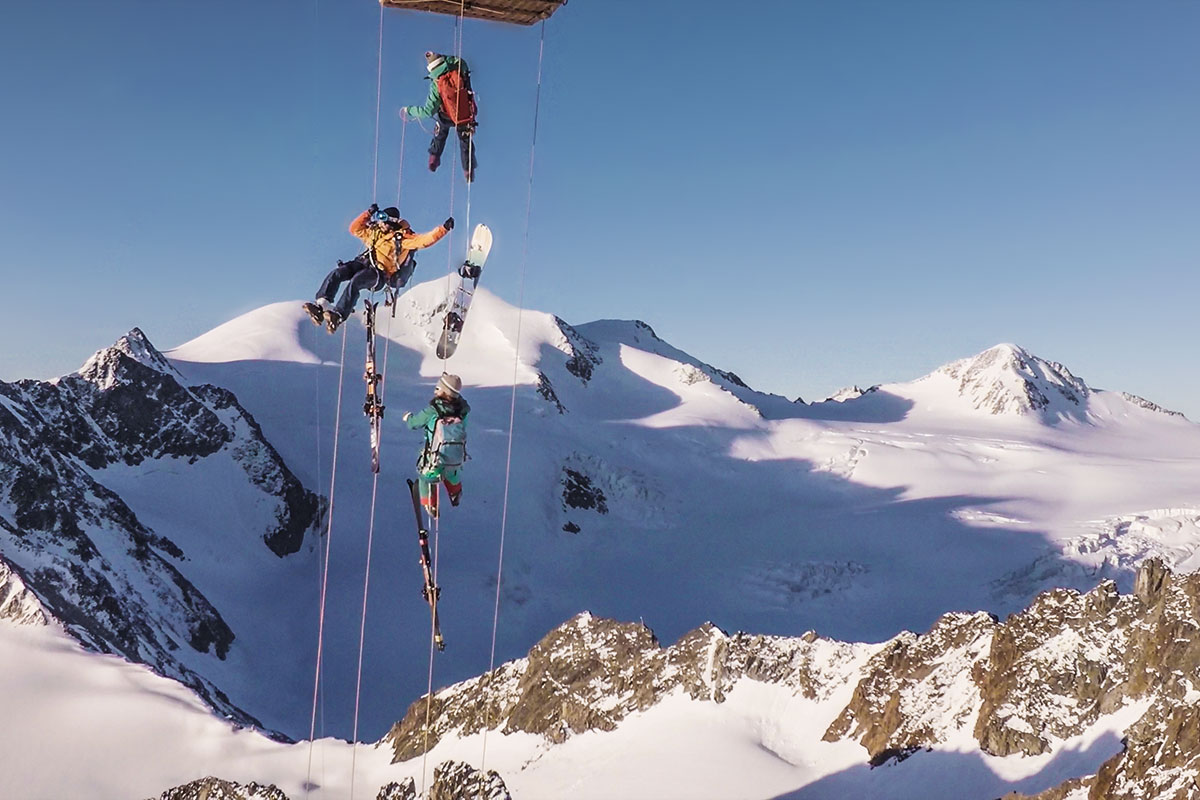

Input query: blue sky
[2,1,1198,416]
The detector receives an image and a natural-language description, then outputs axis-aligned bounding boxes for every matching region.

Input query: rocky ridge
[147,761,512,800]
[0,328,320,727]
[384,561,1200,799]
[0,555,47,626]
[148,777,288,800]
[377,761,512,800]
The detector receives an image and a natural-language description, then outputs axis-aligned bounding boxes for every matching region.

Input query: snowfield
[3,276,1200,798]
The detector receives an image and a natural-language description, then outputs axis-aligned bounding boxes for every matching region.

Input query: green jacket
[406,395,471,442]
[404,56,468,120]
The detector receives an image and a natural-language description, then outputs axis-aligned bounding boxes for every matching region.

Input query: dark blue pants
[316,257,414,319]
[430,114,477,174]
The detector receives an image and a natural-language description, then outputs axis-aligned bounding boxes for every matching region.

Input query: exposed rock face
[376,779,416,800]
[973,583,1130,757]
[557,451,667,534]
[0,556,47,626]
[552,317,602,385]
[1087,693,1200,799]
[0,329,320,727]
[822,385,880,403]
[428,761,511,800]
[535,371,565,413]
[375,762,511,800]
[1120,392,1186,418]
[383,612,869,761]
[561,468,607,515]
[1008,694,1200,798]
[824,611,993,762]
[936,343,1090,418]
[149,777,288,800]
[384,561,1200,799]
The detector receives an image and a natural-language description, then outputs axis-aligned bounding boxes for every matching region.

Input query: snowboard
[435,223,492,359]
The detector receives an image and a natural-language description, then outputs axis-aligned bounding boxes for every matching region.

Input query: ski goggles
[371,211,395,223]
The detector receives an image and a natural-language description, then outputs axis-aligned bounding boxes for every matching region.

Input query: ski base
[435,223,492,360]
[408,479,445,651]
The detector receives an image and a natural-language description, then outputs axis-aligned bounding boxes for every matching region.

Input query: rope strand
[349,302,394,798]
[421,9,469,794]
[305,324,349,798]
[479,20,547,782]
[371,2,385,199]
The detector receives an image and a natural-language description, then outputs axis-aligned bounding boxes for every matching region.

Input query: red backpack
[436,62,477,126]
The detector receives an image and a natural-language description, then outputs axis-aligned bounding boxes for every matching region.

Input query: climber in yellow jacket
[304,204,452,332]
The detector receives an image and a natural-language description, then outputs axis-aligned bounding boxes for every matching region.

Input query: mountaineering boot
[324,310,344,334]
[428,154,440,172]
[303,302,324,327]
[463,166,474,183]
[448,486,461,507]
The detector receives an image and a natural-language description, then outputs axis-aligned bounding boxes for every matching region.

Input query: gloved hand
[368,203,379,216]
[399,107,408,121]
[443,217,455,230]
[402,411,412,423]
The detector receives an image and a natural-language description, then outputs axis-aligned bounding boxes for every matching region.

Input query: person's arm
[404,224,449,250]
[406,405,437,430]
[349,209,372,237]
[404,82,442,120]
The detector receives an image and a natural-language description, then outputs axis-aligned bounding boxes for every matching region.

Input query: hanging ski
[436,223,493,359]
[363,301,385,473]
[407,478,445,651]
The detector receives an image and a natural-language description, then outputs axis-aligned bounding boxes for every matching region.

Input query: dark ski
[363,301,385,473]
[407,478,444,651]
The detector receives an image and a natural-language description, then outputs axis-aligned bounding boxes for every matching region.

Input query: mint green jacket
[406,396,470,441]
[404,56,467,120]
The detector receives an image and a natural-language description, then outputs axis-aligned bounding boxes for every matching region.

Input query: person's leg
[419,471,440,516]
[429,116,451,170]
[391,254,416,290]
[456,125,476,180]
[316,259,360,303]
[333,265,384,319]
[441,466,462,506]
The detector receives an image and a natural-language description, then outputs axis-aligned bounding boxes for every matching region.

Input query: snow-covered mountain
[376,558,1200,800]
[933,343,1091,419]
[7,561,1200,799]
[0,328,319,728]
[3,277,1200,798]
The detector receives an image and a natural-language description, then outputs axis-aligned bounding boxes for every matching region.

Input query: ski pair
[363,301,385,474]
[407,478,445,651]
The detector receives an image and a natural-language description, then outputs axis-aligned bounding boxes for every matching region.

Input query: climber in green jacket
[401,52,478,182]
[402,373,470,518]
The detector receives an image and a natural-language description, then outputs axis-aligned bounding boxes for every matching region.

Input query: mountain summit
[934,343,1090,419]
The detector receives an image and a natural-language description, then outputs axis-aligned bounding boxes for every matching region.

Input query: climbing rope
[305,324,349,797]
[311,2,388,794]
[372,1,386,199]
[420,4,469,793]
[349,302,395,799]
[349,8,401,788]
[396,116,408,208]
[479,19,547,782]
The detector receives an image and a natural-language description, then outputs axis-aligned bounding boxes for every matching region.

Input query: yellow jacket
[349,210,449,275]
